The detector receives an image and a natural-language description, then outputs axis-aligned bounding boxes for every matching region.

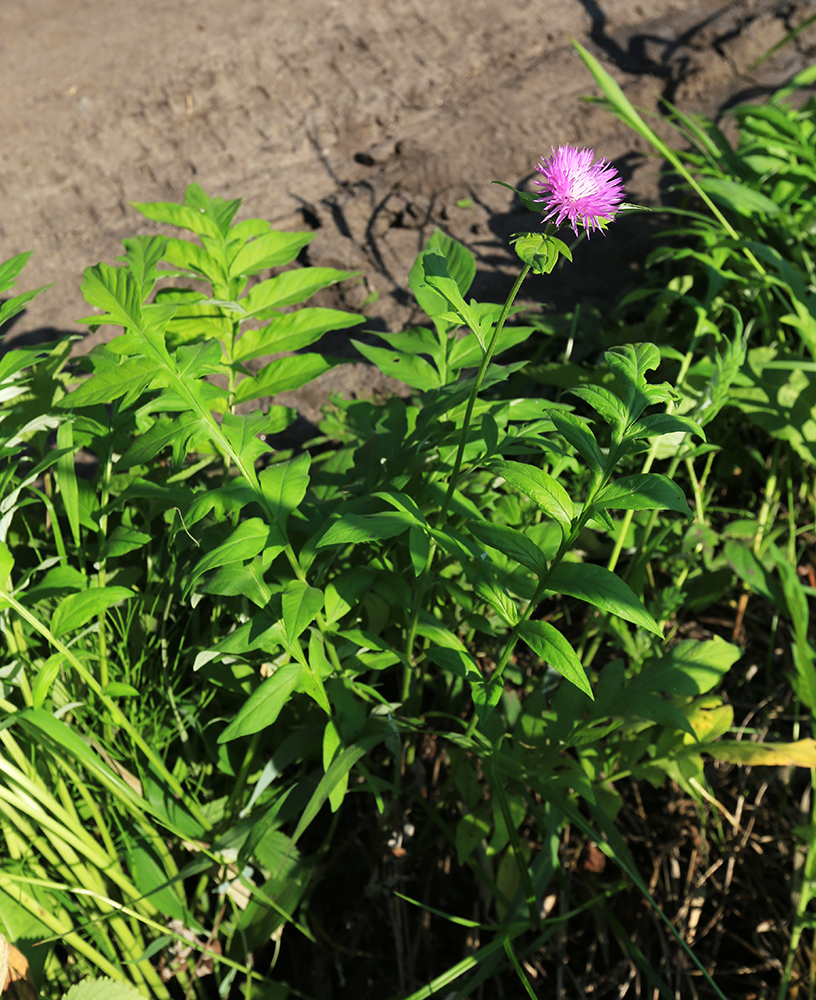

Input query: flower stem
[440,264,532,522]
[402,265,533,708]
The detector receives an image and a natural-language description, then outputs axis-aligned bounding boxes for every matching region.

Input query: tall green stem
[402,264,533,705]
[440,264,532,521]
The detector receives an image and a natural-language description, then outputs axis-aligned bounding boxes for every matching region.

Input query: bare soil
[3,0,816,421]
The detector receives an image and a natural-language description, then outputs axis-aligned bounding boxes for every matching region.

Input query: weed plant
[0,44,815,1000]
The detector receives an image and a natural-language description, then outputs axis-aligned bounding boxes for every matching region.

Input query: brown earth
[3,0,816,425]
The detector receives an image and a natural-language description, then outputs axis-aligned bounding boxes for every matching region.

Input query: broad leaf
[233,354,338,403]
[80,263,144,330]
[492,460,573,534]
[281,581,324,644]
[51,586,135,638]
[187,518,272,591]
[234,308,362,361]
[229,230,315,276]
[243,268,355,316]
[59,357,158,409]
[468,521,549,576]
[518,620,592,696]
[547,562,661,635]
[352,340,442,391]
[218,663,303,742]
[595,474,690,515]
[259,452,311,531]
[318,511,416,547]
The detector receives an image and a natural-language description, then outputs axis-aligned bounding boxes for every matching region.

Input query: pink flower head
[534,145,625,238]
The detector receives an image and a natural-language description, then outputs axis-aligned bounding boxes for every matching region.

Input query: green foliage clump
[1,49,815,1000]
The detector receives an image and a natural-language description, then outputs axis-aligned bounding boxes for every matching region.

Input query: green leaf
[448,323,536,369]
[723,540,778,604]
[31,653,62,709]
[56,421,81,547]
[318,511,416,547]
[62,976,146,1000]
[116,414,206,469]
[698,177,781,217]
[118,235,168,296]
[474,563,520,626]
[80,263,144,330]
[233,353,338,403]
[184,182,242,235]
[627,413,705,440]
[413,229,476,302]
[0,541,13,589]
[60,356,157,409]
[634,636,742,698]
[221,410,277,465]
[161,237,216,278]
[468,521,549,576]
[258,452,311,531]
[570,384,628,429]
[229,230,315,276]
[131,198,223,239]
[51,586,135,638]
[550,410,605,471]
[234,308,362,361]
[175,338,224,380]
[352,339,442,391]
[518,621,592,696]
[282,580,324,644]
[547,562,661,635]
[408,525,431,576]
[492,460,573,535]
[188,518,272,591]
[100,525,154,559]
[0,251,32,295]
[418,250,485,338]
[243,268,355,316]
[595,474,690,515]
[219,663,303,742]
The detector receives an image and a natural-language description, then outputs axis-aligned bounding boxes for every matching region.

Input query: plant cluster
[1,43,815,1000]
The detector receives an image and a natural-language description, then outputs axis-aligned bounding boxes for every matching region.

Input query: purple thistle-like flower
[534,145,625,238]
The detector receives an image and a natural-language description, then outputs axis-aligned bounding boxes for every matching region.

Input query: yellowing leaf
[705,738,816,768]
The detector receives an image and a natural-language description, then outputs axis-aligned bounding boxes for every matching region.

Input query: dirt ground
[3,0,816,421]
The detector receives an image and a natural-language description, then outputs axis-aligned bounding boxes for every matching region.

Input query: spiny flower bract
[534,145,625,238]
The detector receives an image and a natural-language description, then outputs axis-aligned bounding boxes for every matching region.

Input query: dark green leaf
[51,586,135,638]
[188,518,272,591]
[595,474,690,515]
[218,663,303,742]
[548,562,661,635]
[317,511,415,547]
[468,521,549,575]
[352,340,442,391]
[518,620,592,696]
[492,460,573,534]
[550,411,605,471]
[282,581,324,644]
